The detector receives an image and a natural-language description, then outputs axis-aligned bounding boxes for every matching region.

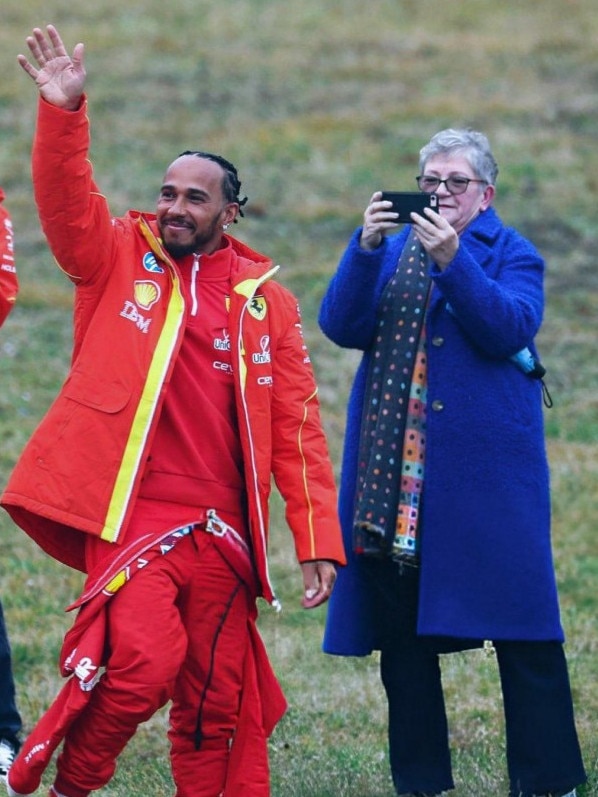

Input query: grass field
[0,1,597,795]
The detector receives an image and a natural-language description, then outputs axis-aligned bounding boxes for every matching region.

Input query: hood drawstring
[190,254,200,317]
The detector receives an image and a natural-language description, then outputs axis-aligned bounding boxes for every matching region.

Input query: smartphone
[381,191,438,221]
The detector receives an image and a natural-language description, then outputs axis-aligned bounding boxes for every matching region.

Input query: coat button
[431,400,444,412]
[431,336,444,347]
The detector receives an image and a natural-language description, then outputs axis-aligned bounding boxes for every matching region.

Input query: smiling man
[156,153,240,258]
[1,24,345,797]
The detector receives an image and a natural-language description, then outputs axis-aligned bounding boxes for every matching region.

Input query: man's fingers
[25,25,68,66]
[46,24,68,57]
[35,28,58,62]
[71,43,86,72]
[17,54,38,79]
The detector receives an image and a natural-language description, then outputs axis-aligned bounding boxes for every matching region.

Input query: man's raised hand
[18,24,86,110]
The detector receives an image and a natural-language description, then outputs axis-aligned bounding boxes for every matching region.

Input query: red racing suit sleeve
[269,297,346,566]
[32,97,116,287]
[0,190,18,327]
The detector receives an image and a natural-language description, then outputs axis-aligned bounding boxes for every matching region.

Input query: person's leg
[168,533,262,797]
[0,600,22,742]
[381,641,453,796]
[495,640,586,797]
[0,600,22,786]
[53,543,192,797]
[366,561,453,796]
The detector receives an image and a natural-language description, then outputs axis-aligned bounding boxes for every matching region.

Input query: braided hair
[178,150,248,222]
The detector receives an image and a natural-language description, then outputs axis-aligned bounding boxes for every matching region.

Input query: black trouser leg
[495,640,586,797]
[381,641,454,795]
[0,601,22,740]
[364,560,454,795]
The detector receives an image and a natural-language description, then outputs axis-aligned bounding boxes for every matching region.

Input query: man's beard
[160,216,222,259]
[163,240,197,259]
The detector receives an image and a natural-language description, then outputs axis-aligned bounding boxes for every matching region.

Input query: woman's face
[421,153,495,234]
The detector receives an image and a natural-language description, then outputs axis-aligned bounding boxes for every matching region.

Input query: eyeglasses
[416,175,487,195]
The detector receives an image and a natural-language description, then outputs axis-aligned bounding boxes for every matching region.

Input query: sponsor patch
[214,329,231,351]
[120,300,152,333]
[248,295,267,320]
[252,335,271,364]
[143,252,164,273]
[213,361,234,375]
[134,280,161,311]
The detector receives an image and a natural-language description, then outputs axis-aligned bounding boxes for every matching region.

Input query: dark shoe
[510,790,577,797]
[546,792,576,797]
[400,792,445,796]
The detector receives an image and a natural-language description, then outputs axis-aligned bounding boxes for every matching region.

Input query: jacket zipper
[235,266,281,607]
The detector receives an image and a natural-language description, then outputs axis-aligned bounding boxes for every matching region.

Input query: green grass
[1,0,598,794]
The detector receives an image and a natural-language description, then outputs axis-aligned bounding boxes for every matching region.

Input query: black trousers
[364,560,586,796]
[0,600,21,741]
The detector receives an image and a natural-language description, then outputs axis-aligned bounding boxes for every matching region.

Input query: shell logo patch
[134,280,161,311]
[248,295,267,320]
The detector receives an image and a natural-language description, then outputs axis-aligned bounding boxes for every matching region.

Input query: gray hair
[418,129,499,185]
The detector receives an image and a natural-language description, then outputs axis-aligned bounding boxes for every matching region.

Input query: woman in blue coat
[319,129,585,797]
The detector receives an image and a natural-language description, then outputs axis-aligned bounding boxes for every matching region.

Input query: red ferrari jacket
[0,188,18,327]
[1,98,345,603]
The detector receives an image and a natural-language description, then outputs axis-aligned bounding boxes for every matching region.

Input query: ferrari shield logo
[248,296,267,320]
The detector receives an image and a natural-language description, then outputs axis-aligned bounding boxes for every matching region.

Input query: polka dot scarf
[353,230,430,564]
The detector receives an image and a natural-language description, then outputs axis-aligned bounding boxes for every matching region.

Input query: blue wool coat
[320,207,564,656]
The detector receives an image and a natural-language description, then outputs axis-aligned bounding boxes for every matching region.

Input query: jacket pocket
[62,367,132,413]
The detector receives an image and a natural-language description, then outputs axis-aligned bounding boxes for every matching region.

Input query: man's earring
[222,223,229,231]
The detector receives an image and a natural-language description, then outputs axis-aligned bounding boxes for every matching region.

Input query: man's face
[156,155,238,258]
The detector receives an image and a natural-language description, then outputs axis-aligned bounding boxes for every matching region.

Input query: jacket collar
[129,211,275,281]
[460,206,502,250]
